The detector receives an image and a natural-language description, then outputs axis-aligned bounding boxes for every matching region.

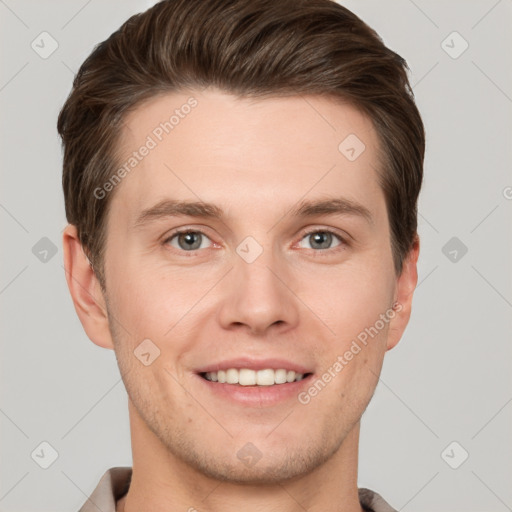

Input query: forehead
[109,88,385,228]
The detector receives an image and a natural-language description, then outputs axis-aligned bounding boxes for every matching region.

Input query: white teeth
[239,368,256,386]
[275,369,287,384]
[202,368,308,385]
[226,368,238,384]
[256,369,274,386]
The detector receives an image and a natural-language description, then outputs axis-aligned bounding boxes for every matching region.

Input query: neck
[117,400,364,512]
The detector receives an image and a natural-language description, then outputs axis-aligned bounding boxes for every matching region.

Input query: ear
[386,234,420,351]
[62,224,114,350]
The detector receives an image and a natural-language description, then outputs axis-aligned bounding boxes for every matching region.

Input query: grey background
[1,1,511,511]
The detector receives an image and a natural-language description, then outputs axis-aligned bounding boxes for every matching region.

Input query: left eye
[298,230,343,251]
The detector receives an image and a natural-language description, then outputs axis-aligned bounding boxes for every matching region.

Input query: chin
[165,431,341,485]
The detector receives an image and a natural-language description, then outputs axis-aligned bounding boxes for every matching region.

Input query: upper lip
[195,357,313,374]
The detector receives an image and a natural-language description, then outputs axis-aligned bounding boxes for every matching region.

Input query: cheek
[301,258,395,334]
[105,257,220,378]
[106,255,196,337]
[299,256,394,388]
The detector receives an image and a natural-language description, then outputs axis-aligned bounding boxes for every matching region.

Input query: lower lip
[196,374,314,407]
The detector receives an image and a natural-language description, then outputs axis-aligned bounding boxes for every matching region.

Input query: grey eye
[299,231,342,250]
[167,231,212,251]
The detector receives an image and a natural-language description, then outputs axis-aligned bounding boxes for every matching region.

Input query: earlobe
[386,234,420,351]
[62,224,114,350]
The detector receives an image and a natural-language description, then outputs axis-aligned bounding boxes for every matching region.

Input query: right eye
[163,230,214,252]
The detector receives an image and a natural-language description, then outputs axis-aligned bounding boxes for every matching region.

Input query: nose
[217,243,300,336]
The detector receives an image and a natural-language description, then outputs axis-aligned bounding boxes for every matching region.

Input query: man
[58,0,423,511]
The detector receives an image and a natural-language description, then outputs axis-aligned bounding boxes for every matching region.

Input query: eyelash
[162,227,348,256]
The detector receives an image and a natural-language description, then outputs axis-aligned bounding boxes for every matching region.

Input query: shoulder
[77,467,132,512]
[358,487,398,512]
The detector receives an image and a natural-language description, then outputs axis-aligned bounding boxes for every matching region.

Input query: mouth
[199,368,313,386]
[194,358,315,406]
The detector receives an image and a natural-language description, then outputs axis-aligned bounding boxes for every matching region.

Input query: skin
[63,88,419,512]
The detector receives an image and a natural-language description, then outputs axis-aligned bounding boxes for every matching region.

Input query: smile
[201,368,311,386]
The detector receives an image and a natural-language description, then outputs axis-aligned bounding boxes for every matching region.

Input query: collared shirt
[78,467,398,512]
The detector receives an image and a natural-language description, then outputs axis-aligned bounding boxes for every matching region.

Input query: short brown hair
[58,0,424,288]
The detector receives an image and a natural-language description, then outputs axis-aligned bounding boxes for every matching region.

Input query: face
[71,88,417,484]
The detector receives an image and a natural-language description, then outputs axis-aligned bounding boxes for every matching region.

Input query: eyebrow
[133,197,374,228]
